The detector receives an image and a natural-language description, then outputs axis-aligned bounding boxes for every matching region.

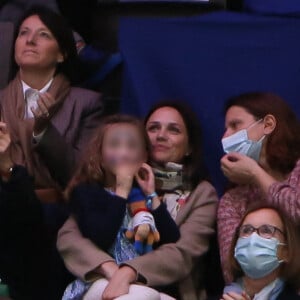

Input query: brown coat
[0,85,103,188]
[34,87,103,187]
[57,180,218,300]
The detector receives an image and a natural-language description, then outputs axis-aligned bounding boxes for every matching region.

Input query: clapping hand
[0,122,13,175]
[32,92,59,134]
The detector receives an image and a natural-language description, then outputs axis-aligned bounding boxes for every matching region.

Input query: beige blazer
[57,180,218,300]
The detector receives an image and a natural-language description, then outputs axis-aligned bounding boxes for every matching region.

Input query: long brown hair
[65,114,149,198]
[225,92,300,175]
[144,100,209,189]
[228,203,300,289]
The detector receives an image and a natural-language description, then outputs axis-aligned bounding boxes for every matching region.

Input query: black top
[0,166,71,300]
[278,284,300,300]
[69,183,180,251]
[0,166,44,298]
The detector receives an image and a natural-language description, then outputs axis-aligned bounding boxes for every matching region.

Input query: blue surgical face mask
[234,233,285,279]
[221,119,265,162]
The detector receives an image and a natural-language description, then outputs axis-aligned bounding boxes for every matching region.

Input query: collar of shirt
[22,79,53,97]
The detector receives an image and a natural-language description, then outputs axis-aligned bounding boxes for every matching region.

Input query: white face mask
[222,119,265,162]
[234,233,285,279]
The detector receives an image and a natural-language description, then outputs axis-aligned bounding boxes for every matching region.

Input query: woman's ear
[263,114,276,135]
[279,247,290,263]
[185,143,192,157]
[57,51,65,63]
[278,244,289,263]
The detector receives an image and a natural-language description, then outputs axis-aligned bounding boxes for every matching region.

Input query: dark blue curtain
[119,11,300,194]
[244,0,300,17]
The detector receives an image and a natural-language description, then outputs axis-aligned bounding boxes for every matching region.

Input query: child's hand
[115,163,140,199]
[136,163,162,209]
[135,163,155,195]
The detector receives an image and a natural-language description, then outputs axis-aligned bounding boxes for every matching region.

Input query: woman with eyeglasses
[221,204,300,300]
[217,92,300,283]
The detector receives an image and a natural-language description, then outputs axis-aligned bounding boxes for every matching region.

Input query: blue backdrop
[119,10,300,194]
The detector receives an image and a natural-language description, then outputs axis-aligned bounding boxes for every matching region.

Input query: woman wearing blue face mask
[217,92,300,283]
[221,205,300,300]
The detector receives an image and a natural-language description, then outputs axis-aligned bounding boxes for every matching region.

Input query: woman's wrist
[97,261,118,279]
[118,265,137,284]
[251,163,268,185]
[33,118,49,135]
[252,164,277,194]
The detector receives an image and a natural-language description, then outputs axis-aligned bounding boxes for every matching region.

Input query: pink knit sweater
[217,159,300,283]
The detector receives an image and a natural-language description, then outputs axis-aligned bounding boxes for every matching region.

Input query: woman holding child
[58,102,218,300]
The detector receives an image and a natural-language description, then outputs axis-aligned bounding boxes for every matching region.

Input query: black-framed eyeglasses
[238,224,285,239]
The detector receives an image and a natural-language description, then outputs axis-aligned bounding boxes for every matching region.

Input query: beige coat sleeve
[57,216,114,281]
[124,181,218,286]
[57,181,218,286]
